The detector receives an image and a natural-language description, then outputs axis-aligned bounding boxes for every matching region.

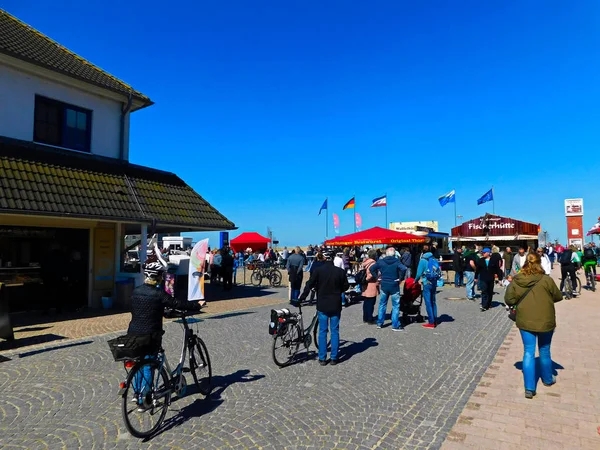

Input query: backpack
[425,258,442,282]
[560,250,573,265]
[584,247,595,259]
[354,269,368,287]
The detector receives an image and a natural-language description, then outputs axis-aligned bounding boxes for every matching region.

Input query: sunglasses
[537,251,543,253]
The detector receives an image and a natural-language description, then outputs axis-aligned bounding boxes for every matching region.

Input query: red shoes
[422,323,436,329]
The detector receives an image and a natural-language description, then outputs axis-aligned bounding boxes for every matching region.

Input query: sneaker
[392,327,404,332]
[330,359,339,366]
[525,390,536,399]
[422,323,436,329]
[542,375,556,387]
[376,324,383,329]
[480,307,487,312]
[318,359,328,366]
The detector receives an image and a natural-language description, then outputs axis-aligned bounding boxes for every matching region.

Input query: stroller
[400,278,424,325]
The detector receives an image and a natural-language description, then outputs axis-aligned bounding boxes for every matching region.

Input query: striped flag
[343,197,355,210]
[371,195,387,208]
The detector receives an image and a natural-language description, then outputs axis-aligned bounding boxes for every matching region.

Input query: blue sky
[8,1,600,246]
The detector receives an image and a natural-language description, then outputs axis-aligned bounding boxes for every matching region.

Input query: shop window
[34,95,92,152]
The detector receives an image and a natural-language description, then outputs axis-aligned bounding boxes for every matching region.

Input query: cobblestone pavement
[1,285,288,355]
[442,267,600,450]
[0,284,512,449]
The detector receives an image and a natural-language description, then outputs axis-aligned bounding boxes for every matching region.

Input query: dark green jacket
[504,273,562,332]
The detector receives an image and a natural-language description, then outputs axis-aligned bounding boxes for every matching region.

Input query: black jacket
[300,262,349,314]
[475,257,501,283]
[452,252,464,272]
[127,284,201,336]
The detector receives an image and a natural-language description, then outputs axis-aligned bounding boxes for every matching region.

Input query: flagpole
[385,192,388,228]
[326,197,329,239]
[492,186,495,214]
[354,195,357,232]
[454,191,457,226]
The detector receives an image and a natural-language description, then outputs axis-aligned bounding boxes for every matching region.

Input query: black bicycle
[117,309,212,438]
[272,303,322,367]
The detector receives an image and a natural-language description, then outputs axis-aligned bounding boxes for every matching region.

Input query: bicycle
[251,263,282,287]
[583,262,596,292]
[272,303,322,367]
[117,309,212,438]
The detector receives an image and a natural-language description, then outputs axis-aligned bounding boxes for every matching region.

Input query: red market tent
[230,232,271,252]
[324,227,427,246]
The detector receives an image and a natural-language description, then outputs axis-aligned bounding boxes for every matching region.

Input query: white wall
[0,63,129,159]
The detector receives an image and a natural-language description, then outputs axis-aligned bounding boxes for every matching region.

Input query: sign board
[565,198,583,217]
[451,214,538,238]
[219,232,229,249]
[390,221,439,233]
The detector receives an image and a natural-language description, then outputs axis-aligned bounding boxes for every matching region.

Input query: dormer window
[34,95,92,152]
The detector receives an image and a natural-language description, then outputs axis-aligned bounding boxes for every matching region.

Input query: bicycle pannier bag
[269,308,291,335]
[107,334,159,361]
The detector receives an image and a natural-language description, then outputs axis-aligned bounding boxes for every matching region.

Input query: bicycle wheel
[312,317,330,351]
[122,360,171,438]
[189,336,212,396]
[270,270,282,287]
[576,277,582,294]
[250,271,262,286]
[565,277,573,299]
[589,271,596,292]
[272,322,301,367]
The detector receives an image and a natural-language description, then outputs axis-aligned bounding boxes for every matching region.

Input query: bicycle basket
[269,308,293,335]
[107,334,159,361]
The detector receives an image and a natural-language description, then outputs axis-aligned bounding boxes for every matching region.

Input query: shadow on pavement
[0,333,66,352]
[205,311,255,321]
[150,369,265,440]
[514,359,565,376]
[17,340,93,358]
[437,314,455,323]
[202,284,287,302]
[338,338,378,362]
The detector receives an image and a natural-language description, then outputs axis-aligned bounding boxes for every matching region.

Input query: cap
[482,248,491,253]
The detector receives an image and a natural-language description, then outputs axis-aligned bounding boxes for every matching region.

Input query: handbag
[507,281,539,322]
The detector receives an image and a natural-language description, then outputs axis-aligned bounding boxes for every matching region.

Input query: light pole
[543,230,548,246]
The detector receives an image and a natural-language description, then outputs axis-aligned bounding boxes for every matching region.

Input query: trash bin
[101,296,113,309]
[116,278,135,310]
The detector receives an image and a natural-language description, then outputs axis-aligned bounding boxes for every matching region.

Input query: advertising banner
[390,221,439,233]
[451,215,538,238]
[565,198,584,217]
[188,238,209,301]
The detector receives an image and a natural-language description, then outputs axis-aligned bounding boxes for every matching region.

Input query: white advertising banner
[188,238,209,301]
[565,198,584,217]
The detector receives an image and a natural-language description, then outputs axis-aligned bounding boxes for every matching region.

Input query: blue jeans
[423,282,437,324]
[505,268,511,279]
[362,296,376,322]
[465,272,475,299]
[133,356,156,402]
[454,271,464,287]
[520,329,554,392]
[318,311,340,361]
[377,290,401,329]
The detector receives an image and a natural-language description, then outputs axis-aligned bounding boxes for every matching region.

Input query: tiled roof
[0,137,235,231]
[0,9,152,108]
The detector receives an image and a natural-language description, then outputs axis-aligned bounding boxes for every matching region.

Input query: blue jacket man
[369,247,404,330]
[415,252,438,328]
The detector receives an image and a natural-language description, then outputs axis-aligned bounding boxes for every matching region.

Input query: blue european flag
[438,190,455,207]
[477,189,494,205]
[318,199,328,215]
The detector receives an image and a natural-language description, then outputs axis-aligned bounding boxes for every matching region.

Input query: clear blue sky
[8,0,600,246]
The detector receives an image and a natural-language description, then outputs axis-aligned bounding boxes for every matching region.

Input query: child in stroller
[401,277,424,325]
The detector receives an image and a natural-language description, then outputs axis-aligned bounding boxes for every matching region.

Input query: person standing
[282,247,289,266]
[360,249,379,324]
[400,248,412,280]
[369,247,404,331]
[511,247,528,277]
[452,247,465,287]
[286,248,305,302]
[299,256,349,365]
[537,248,551,275]
[463,246,477,300]
[546,244,555,269]
[502,247,514,279]
[221,249,234,291]
[505,252,562,399]
[559,245,578,295]
[475,248,495,311]
[555,243,564,267]
[415,251,441,328]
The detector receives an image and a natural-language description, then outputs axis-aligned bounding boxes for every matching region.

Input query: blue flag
[438,190,455,207]
[477,189,494,205]
[318,199,328,215]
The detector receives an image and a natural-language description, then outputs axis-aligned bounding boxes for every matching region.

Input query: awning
[230,232,271,253]
[0,136,235,231]
[325,227,427,246]
[449,235,538,242]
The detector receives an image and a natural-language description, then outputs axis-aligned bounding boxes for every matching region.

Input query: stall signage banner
[451,215,537,237]
[188,238,208,301]
[565,198,584,217]
[390,221,439,233]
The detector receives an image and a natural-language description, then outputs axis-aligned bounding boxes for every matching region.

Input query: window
[34,96,92,152]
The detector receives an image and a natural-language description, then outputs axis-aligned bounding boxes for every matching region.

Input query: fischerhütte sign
[451,214,538,238]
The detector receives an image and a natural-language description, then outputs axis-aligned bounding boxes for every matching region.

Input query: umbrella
[587,222,600,236]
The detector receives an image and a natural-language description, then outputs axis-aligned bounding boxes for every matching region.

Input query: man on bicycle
[127,259,205,409]
[582,244,597,288]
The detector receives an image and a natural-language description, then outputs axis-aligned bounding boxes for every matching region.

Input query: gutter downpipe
[119,92,134,160]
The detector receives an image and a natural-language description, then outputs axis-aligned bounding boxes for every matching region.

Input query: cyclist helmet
[143,260,166,281]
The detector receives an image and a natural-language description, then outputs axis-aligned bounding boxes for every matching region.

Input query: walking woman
[505,253,563,399]
[360,249,379,323]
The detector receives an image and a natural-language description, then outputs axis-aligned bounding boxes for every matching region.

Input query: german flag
[343,197,355,210]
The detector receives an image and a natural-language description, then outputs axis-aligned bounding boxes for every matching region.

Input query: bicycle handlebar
[164,306,204,319]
